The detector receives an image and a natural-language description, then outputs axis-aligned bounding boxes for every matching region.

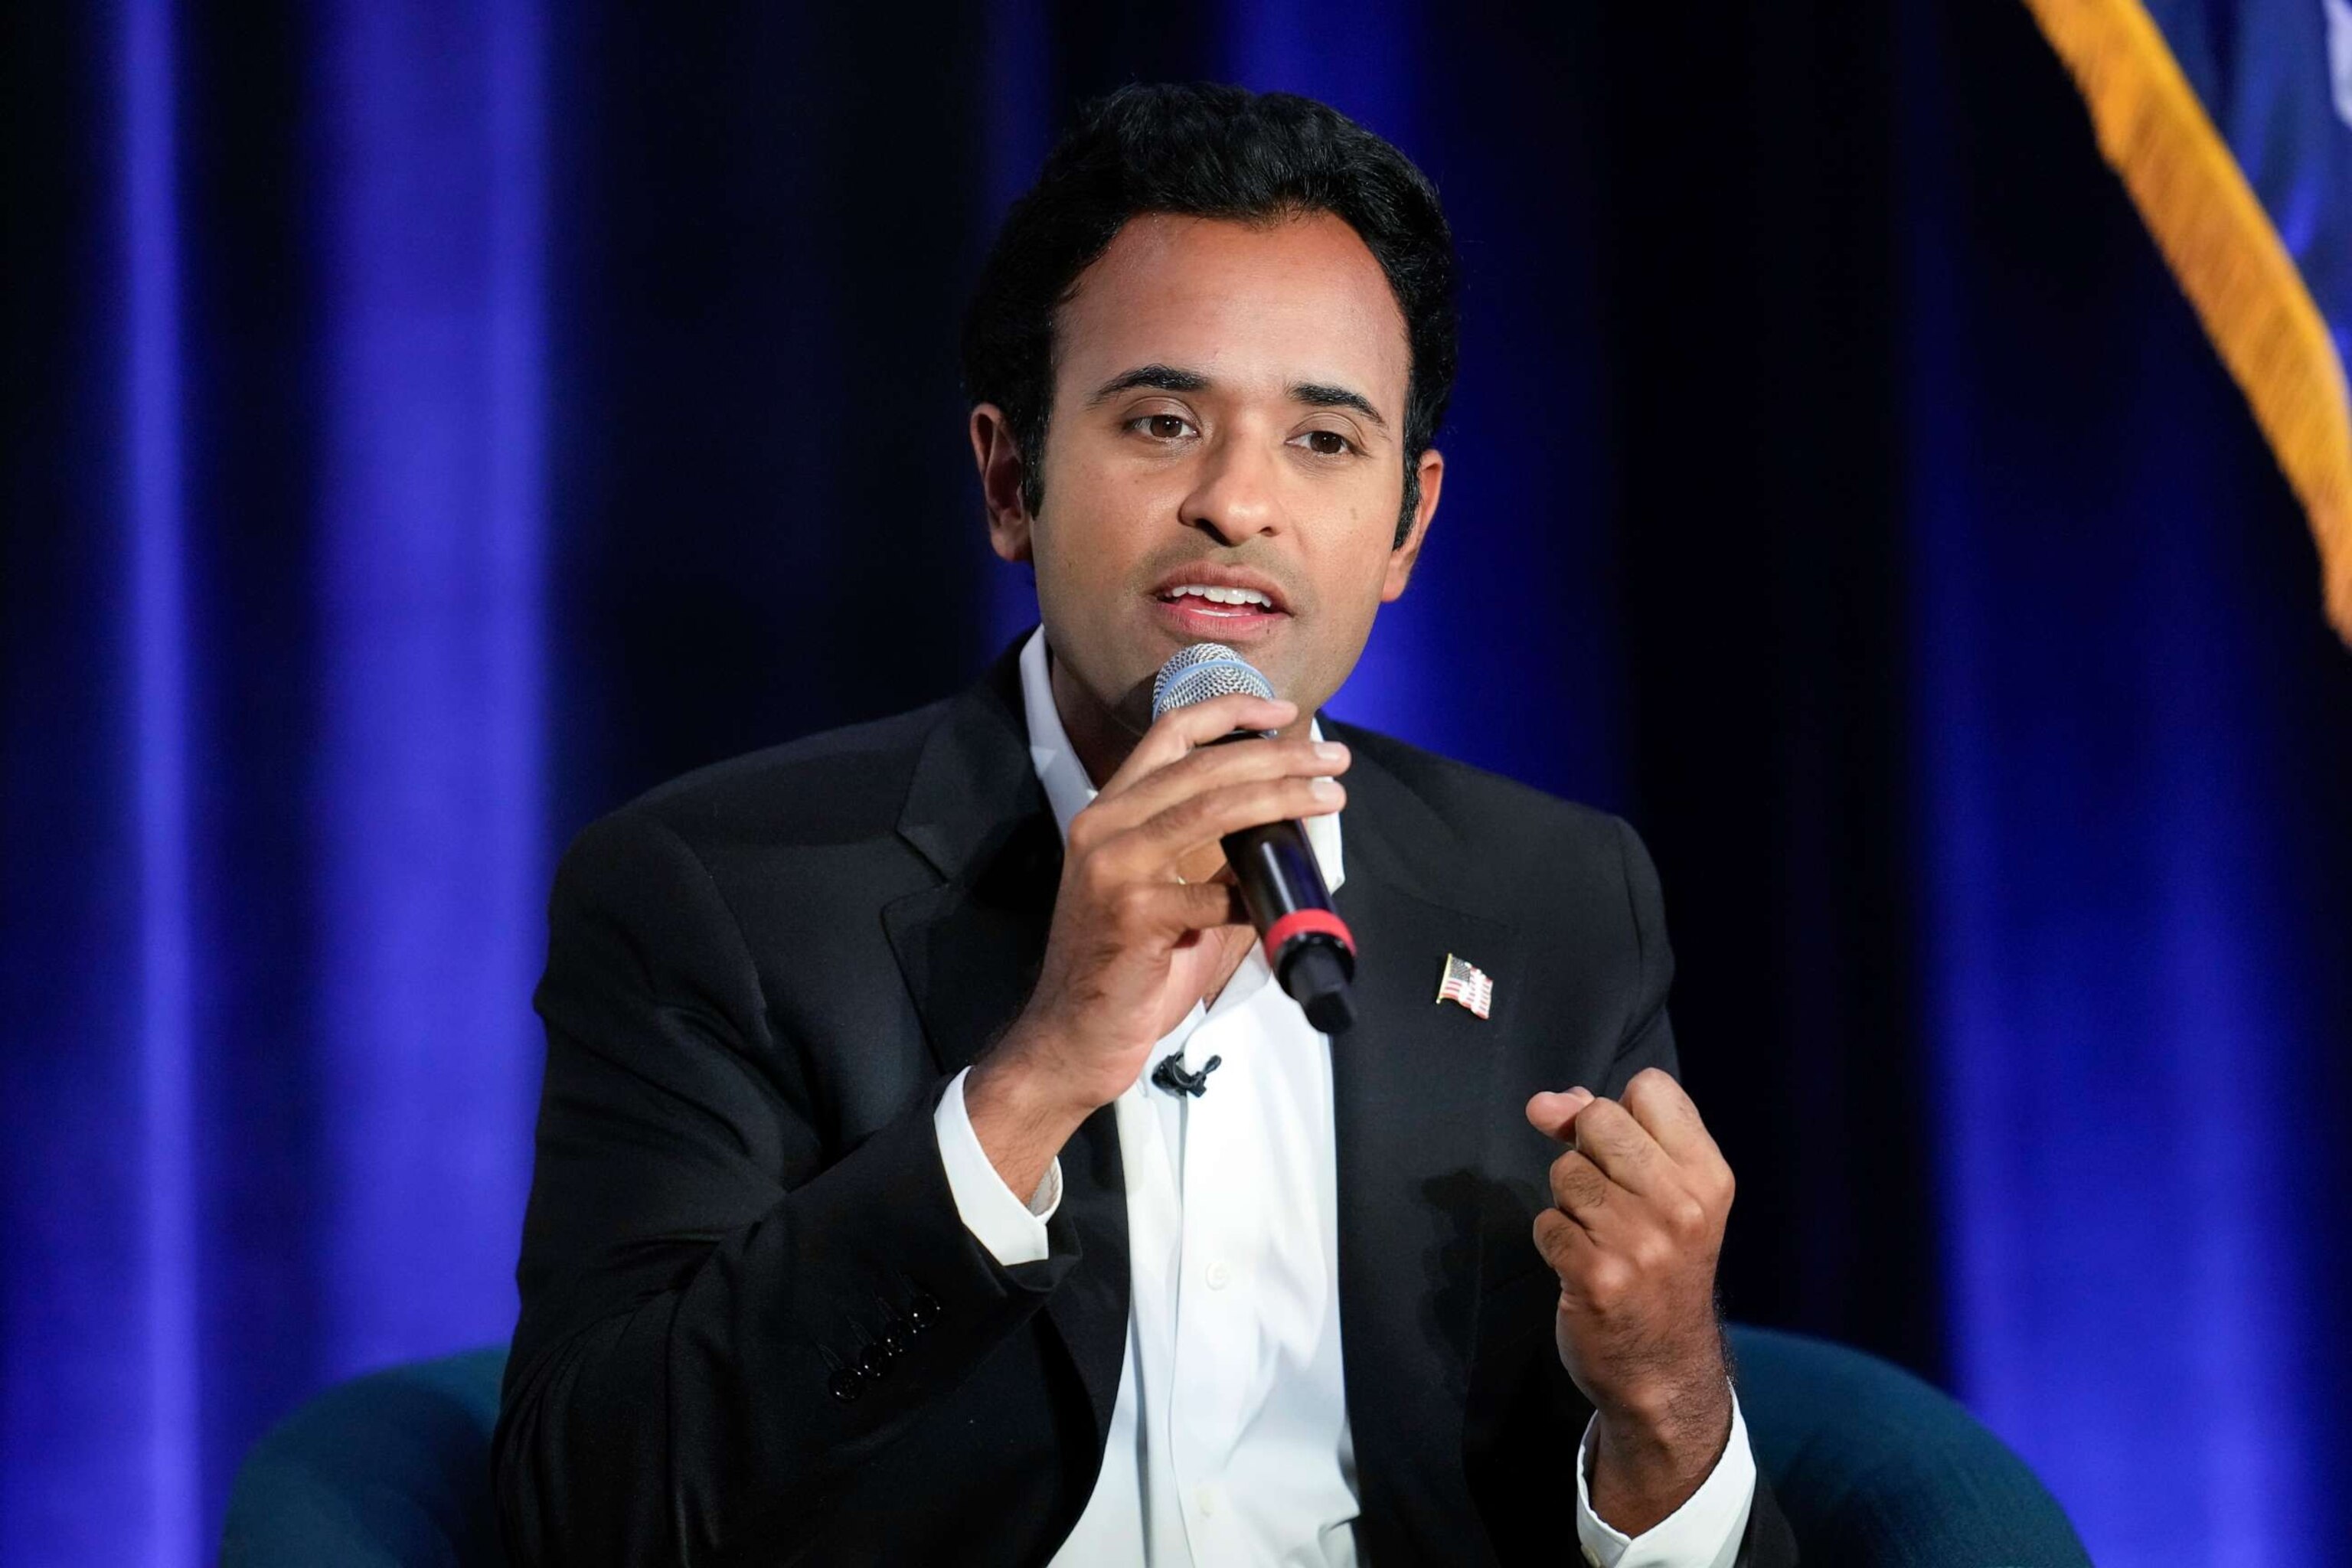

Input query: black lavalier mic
[1151,643,1357,1035]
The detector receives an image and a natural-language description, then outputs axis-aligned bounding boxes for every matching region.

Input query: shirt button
[1204,1260,1231,1291]
[1194,1484,1217,1517]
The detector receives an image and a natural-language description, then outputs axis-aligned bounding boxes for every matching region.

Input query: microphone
[1151,1051,1222,1097]
[1152,642,1357,1035]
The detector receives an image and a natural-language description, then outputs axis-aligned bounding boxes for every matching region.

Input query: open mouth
[1146,570,1292,642]
[1155,582,1283,616]
[1150,582,1290,640]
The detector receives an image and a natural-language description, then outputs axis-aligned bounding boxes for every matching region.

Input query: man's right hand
[962,690,1349,1200]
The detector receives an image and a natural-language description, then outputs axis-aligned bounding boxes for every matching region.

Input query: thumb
[1525,1086,1594,1143]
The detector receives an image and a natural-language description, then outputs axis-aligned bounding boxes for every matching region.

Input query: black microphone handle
[1221,817,1357,1034]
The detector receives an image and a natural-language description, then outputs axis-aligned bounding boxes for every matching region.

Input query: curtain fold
[2,5,2345,1563]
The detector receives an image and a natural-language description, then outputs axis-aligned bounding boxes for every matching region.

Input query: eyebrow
[1083,364,1390,430]
[1083,364,1210,406]
[1289,381,1388,430]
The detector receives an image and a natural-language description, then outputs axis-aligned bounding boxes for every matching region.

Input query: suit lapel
[880,637,1131,1451]
[1323,728,1522,1550]
[875,659,1528,1510]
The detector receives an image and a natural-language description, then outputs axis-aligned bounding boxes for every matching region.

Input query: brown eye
[1149,415,1190,439]
[1304,430,1350,456]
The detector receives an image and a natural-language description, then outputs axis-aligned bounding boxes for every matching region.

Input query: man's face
[974,209,1442,746]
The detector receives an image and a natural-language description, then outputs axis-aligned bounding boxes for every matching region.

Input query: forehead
[1053,211,1411,409]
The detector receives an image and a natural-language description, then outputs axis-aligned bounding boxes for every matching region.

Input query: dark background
[5,3,2349,1563]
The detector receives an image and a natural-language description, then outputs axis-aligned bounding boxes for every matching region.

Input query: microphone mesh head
[1151,642,1276,721]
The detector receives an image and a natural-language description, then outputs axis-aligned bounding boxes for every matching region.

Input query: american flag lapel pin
[1435,952,1494,1020]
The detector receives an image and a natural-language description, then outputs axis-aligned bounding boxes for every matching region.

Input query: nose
[1178,430,1283,546]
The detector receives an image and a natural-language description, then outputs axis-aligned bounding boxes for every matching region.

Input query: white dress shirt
[930,626,1756,1567]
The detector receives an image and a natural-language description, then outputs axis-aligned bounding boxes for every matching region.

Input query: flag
[1436,953,1493,1019]
[2024,0,2352,646]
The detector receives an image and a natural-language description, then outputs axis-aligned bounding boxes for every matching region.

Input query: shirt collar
[1017,625,1344,893]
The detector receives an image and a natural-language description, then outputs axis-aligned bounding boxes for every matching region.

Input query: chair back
[224,1331,2092,1566]
[221,1347,508,1567]
[1730,1325,2091,1567]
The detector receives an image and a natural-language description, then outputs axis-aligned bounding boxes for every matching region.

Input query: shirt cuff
[933,1066,1061,1267]
[1574,1388,1757,1568]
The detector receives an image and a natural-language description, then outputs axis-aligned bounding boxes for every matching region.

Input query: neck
[1047,648,1143,792]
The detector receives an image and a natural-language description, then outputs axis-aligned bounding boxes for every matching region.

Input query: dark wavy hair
[961,82,1459,549]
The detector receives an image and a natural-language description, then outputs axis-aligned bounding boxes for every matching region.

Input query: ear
[969,403,1036,564]
[1380,446,1445,603]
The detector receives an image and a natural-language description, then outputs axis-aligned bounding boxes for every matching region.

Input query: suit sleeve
[1597,816,1802,1568]
[492,808,1075,1567]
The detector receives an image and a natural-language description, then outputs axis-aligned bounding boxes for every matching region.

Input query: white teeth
[1169,583,1274,608]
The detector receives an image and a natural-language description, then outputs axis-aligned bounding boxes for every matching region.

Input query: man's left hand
[1525,1067,1736,1537]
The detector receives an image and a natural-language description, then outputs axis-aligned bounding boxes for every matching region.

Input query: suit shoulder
[1321,719,1630,862]
[1322,723,1671,1026]
[564,699,951,874]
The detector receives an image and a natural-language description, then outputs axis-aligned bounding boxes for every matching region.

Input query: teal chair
[221,1328,2091,1566]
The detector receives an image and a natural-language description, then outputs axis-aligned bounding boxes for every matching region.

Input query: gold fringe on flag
[2022,0,2352,648]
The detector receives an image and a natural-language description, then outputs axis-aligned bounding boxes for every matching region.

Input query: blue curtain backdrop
[3,4,2347,1564]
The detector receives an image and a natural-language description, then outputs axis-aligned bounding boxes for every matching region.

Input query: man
[495,83,1797,1566]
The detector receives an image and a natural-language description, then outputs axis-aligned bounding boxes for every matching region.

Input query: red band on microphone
[1263,908,1356,969]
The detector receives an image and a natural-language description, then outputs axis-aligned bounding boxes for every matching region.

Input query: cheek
[1028,483,1147,629]
[1346,521,1407,601]
[1027,532,1102,642]
[1292,551,1390,691]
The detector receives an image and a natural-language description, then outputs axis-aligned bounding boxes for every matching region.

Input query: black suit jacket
[495,635,1798,1566]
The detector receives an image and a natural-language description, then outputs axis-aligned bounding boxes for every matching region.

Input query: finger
[1100,878,1251,941]
[1536,1209,1638,1316]
[1563,1097,1674,1197]
[1104,773,1346,874]
[1096,692,1301,800]
[1620,1067,1723,1168]
[1546,1148,1615,1229]
[1524,1086,1594,1142]
[1084,734,1348,839]
[1532,1205,1602,1282]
